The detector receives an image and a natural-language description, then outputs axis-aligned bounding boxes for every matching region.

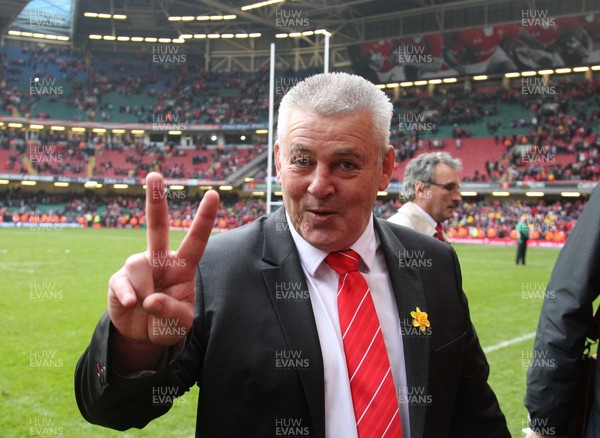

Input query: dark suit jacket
[526,185,600,436]
[75,208,509,437]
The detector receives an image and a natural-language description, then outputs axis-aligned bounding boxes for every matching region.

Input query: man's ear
[274,143,282,177]
[378,145,395,191]
[414,180,427,201]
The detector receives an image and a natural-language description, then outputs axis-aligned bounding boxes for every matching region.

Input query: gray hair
[276,72,393,160]
[402,152,462,201]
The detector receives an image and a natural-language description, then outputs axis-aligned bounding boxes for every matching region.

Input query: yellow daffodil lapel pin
[410,307,430,332]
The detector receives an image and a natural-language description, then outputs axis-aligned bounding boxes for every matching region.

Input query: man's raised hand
[108,172,219,348]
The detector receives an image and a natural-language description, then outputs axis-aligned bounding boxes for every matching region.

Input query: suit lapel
[261,208,326,438]
[375,218,430,438]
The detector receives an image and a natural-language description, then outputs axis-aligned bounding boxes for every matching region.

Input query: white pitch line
[483,331,536,354]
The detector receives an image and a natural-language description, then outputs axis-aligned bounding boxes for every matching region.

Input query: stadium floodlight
[222,34,234,38]
[521,71,536,76]
[0,180,9,184]
[54,182,69,187]
[538,69,553,75]
[84,12,127,20]
[275,34,288,38]
[442,78,457,83]
[131,130,145,135]
[131,37,143,42]
[235,34,249,38]
[181,16,195,21]
[180,34,192,39]
[428,79,442,84]
[170,185,185,190]
[22,181,37,186]
[377,191,388,196]
[573,66,589,72]
[302,31,314,36]
[315,29,332,37]
[460,191,478,196]
[114,184,128,189]
[72,127,86,133]
[473,75,488,81]
[555,68,572,74]
[274,191,283,196]
[169,16,182,21]
[219,185,233,191]
[289,32,302,37]
[197,15,210,21]
[592,65,600,71]
[414,80,427,86]
[84,181,98,188]
[224,15,237,20]
[194,34,207,38]
[158,38,172,43]
[208,34,220,39]
[199,185,213,190]
[103,35,116,41]
[244,177,254,182]
[505,72,520,78]
[249,33,261,38]
[241,0,284,11]
[89,35,102,39]
[112,129,125,134]
[117,36,130,41]
[386,83,399,88]
[173,39,185,44]
[525,192,544,197]
[561,192,581,197]
[210,15,223,20]
[400,82,413,87]
[8,123,23,128]
[92,128,106,133]
[50,126,65,131]
[168,130,182,135]
[492,191,510,197]
[375,84,385,89]
[252,191,265,196]
[29,125,44,130]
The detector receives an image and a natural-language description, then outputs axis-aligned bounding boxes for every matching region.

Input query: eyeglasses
[428,182,461,192]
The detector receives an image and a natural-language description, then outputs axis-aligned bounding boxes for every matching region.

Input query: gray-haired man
[388,151,462,241]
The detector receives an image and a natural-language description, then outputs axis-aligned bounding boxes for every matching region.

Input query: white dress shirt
[287,213,410,438]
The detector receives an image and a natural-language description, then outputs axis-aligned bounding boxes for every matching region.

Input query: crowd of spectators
[0,190,588,242]
[1,43,599,184]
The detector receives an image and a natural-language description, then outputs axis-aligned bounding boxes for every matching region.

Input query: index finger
[145,172,170,256]
[176,190,220,269]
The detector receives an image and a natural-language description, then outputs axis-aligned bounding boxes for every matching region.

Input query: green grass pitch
[0,227,560,437]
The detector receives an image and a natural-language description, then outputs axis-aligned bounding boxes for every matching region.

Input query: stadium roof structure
[3,0,600,71]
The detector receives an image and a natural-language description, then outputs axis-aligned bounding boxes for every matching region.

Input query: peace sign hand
[108,172,219,353]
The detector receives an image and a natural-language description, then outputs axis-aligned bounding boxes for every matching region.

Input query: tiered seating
[392,137,505,182]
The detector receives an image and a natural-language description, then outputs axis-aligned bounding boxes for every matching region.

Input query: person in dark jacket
[525,184,600,438]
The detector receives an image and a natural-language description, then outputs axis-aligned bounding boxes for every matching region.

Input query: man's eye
[340,161,356,169]
[293,156,310,166]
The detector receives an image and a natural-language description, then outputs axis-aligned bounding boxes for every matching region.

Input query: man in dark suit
[525,184,600,438]
[75,72,509,437]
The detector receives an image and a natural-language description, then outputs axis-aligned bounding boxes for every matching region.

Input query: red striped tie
[325,250,403,438]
